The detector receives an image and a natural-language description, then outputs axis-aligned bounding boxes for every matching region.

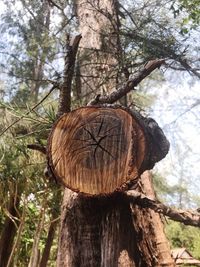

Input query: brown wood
[57,175,175,267]
[0,194,21,267]
[57,188,144,267]
[54,1,173,265]
[88,59,165,105]
[131,171,174,266]
[127,187,200,228]
[39,216,58,267]
[57,34,82,117]
[48,106,147,195]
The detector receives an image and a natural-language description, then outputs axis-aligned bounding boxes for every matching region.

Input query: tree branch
[0,83,59,137]
[88,59,165,105]
[177,57,200,79]
[27,144,46,154]
[126,190,200,227]
[57,34,82,117]
[47,0,63,10]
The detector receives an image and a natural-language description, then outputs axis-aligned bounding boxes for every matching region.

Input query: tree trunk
[57,174,174,266]
[57,189,141,267]
[55,0,174,266]
[28,195,47,267]
[75,0,120,99]
[39,213,58,267]
[52,107,173,265]
[40,189,61,267]
[0,194,20,267]
[6,196,27,267]
[130,171,174,266]
[30,0,51,103]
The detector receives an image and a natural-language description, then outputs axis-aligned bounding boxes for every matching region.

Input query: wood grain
[48,107,147,195]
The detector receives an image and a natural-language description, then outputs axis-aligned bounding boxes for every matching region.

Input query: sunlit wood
[48,107,147,194]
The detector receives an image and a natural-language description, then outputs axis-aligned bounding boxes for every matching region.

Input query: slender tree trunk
[40,189,62,267]
[0,194,21,267]
[28,195,47,267]
[6,195,27,267]
[30,0,51,102]
[39,213,58,267]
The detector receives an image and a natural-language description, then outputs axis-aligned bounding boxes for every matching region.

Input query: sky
[149,68,200,205]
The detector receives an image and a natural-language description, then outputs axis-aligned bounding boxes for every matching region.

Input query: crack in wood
[71,117,121,160]
[103,124,119,135]
[82,127,115,159]
[97,116,104,136]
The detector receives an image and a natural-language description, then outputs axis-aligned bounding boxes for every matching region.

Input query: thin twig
[0,83,59,137]
[48,0,63,10]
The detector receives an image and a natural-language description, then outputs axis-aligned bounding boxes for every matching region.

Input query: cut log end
[47,107,148,195]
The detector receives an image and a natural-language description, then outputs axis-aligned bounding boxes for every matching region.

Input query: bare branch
[47,0,63,10]
[27,144,46,154]
[126,190,200,227]
[57,34,82,117]
[177,58,200,79]
[88,59,165,105]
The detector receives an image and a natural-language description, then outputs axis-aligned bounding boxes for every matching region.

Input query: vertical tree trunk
[56,0,174,266]
[76,0,119,98]
[6,196,27,267]
[30,0,51,102]
[39,212,58,267]
[57,180,174,266]
[57,189,142,267]
[40,189,61,267]
[28,196,47,267]
[0,194,20,267]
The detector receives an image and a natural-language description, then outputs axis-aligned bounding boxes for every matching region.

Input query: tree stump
[47,106,169,195]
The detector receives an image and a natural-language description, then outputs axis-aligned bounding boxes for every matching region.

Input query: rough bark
[55,0,174,266]
[57,174,174,267]
[57,189,143,267]
[57,34,82,117]
[130,171,174,266]
[76,0,120,99]
[126,188,200,228]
